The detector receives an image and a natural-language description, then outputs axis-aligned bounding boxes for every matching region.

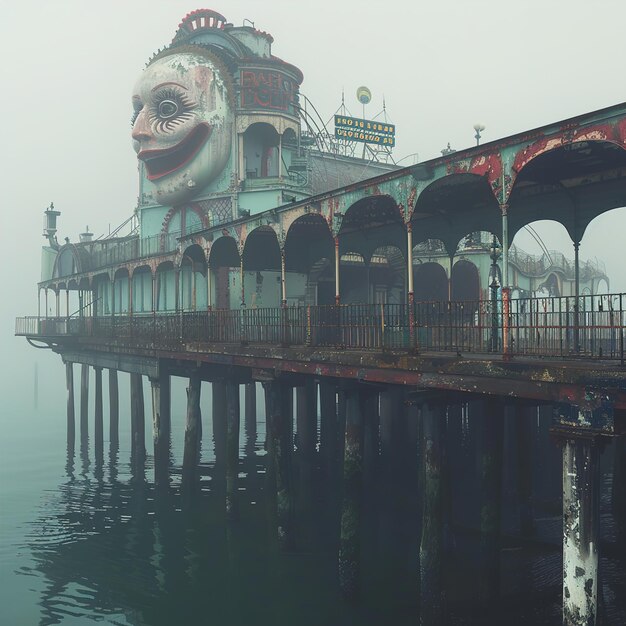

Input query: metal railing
[15,293,626,361]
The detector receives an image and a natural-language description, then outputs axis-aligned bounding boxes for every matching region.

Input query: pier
[15,8,626,625]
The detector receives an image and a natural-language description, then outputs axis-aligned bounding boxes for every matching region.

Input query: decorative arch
[52,245,86,279]
[161,203,210,251]
[411,173,501,254]
[369,245,405,305]
[414,262,448,302]
[508,139,626,242]
[242,226,281,271]
[451,260,480,302]
[285,213,334,273]
[155,261,177,312]
[339,195,405,260]
[208,235,240,309]
[131,265,154,313]
[243,122,280,178]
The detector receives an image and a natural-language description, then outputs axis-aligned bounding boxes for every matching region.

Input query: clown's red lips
[138,123,212,180]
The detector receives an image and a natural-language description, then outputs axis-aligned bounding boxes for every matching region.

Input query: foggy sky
[2,0,625,396]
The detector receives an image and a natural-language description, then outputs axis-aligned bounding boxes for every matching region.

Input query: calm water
[1,368,625,625]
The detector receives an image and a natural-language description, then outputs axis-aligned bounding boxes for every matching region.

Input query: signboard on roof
[334,115,395,147]
[240,68,298,113]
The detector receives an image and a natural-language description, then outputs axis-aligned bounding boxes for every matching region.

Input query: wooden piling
[80,364,89,445]
[419,400,444,626]
[263,381,294,547]
[65,362,75,451]
[225,381,240,520]
[212,381,227,470]
[130,373,146,464]
[151,374,171,486]
[613,433,626,547]
[563,438,600,626]
[338,387,364,598]
[94,366,103,459]
[478,397,504,601]
[516,404,535,536]
[182,374,202,487]
[244,382,256,440]
[108,369,119,447]
[319,381,338,478]
[362,391,379,489]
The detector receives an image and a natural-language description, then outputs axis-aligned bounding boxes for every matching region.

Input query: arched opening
[162,205,207,251]
[509,140,626,246]
[413,262,448,302]
[411,173,501,253]
[93,273,112,316]
[208,236,240,309]
[242,227,281,307]
[369,246,405,305]
[243,123,280,179]
[113,269,130,314]
[285,213,334,305]
[510,220,587,297]
[451,260,480,302]
[155,262,177,312]
[55,247,79,278]
[340,251,368,304]
[132,266,154,313]
[180,245,208,311]
[340,195,405,260]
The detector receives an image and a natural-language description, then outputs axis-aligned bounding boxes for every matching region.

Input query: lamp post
[473,123,486,146]
[489,235,501,352]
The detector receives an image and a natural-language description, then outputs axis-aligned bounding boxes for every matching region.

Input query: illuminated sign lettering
[334,115,395,146]
[335,115,396,146]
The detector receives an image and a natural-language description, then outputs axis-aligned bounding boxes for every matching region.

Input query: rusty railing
[15,293,626,361]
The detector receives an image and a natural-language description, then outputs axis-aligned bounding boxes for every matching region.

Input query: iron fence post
[502,287,511,360]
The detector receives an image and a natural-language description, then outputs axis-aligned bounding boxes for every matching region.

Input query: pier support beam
[614,435,626,547]
[151,374,171,486]
[226,381,241,520]
[563,438,600,626]
[264,381,294,547]
[478,398,504,601]
[244,382,257,441]
[319,381,338,478]
[130,373,146,465]
[213,381,227,472]
[182,374,202,487]
[339,386,365,598]
[94,367,103,459]
[65,362,75,451]
[516,404,535,536]
[109,369,119,447]
[80,364,89,446]
[419,400,445,626]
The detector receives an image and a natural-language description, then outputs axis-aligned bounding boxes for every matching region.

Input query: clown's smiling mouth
[138,123,212,180]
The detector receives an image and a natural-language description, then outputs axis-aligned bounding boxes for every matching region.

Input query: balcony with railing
[16,294,626,362]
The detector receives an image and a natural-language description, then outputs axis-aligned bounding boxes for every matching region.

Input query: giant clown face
[132,51,232,206]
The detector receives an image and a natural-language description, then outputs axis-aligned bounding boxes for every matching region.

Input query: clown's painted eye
[158,100,178,118]
[150,87,196,133]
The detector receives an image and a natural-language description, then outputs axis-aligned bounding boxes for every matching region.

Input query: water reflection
[21,397,626,626]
